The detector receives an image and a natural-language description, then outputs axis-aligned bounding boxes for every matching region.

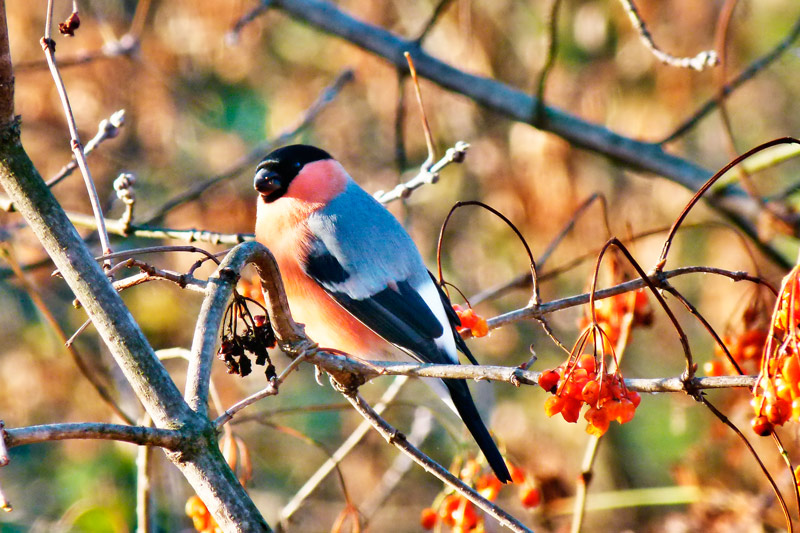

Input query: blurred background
[2,0,800,531]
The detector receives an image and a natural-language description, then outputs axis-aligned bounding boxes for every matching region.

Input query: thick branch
[3,422,182,450]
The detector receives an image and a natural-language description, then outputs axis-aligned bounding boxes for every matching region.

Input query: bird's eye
[293,161,302,170]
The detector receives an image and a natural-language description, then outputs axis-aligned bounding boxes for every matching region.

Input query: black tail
[444,378,512,483]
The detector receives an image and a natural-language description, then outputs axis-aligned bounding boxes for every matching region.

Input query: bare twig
[41,0,113,263]
[373,141,468,204]
[619,0,718,71]
[413,0,455,43]
[699,397,793,532]
[360,406,433,521]
[3,422,183,450]
[46,109,126,188]
[15,34,139,71]
[656,137,800,271]
[227,0,273,44]
[344,392,533,533]
[0,243,135,424]
[136,416,155,533]
[662,14,800,144]
[279,375,409,526]
[533,0,562,124]
[214,352,309,428]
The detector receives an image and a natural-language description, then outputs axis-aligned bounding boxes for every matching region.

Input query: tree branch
[3,422,182,449]
[268,0,790,268]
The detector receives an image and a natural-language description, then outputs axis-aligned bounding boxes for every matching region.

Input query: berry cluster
[420,458,539,532]
[578,289,652,351]
[540,353,640,437]
[705,328,768,377]
[453,304,490,338]
[751,267,800,436]
[217,289,277,379]
[185,495,220,533]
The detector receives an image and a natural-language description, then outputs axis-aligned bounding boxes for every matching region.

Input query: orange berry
[615,398,636,424]
[544,395,566,417]
[460,308,477,329]
[765,399,791,425]
[581,380,600,406]
[703,360,725,377]
[577,354,597,374]
[539,370,560,393]
[751,415,773,436]
[627,390,641,408]
[420,508,437,529]
[471,317,489,337]
[784,356,800,384]
[520,486,541,508]
[439,495,460,526]
[561,398,582,423]
[452,499,478,530]
[507,463,527,485]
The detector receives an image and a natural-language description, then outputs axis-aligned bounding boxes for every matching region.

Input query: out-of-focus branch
[0,0,13,124]
[267,0,790,268]
[3,422,182,450]
[14,34,139,72]
[139,69,354,225]
[279,375,410,526]
[618,0,718,71]
[344,392,533,533]
[662,14,800,144]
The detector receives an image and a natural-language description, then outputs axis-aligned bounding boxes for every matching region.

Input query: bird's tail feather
[443,378,512,483]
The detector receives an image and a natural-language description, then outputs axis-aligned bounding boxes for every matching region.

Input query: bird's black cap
[254,144,333,202]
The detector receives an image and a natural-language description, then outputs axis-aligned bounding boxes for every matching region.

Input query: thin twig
[214,352,308,428]
[226,0,273,44]
[619,0,718,71]
[47,109,126,188]
[41,0,113,263]
[270,0,791,268]
[0,244,135,424]
[136,415,155,533]
[373,141,468,204]
[278,375,410,526]
[15,34,139,71]
[661,14,800,144]
[306,350,757,393]
[413,0,454,44]
[533,0,562,125]
[699,396,793,532]
[360,406,433,521]
[344,392,533,533]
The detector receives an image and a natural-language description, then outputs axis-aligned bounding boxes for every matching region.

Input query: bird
[253,144,511,483]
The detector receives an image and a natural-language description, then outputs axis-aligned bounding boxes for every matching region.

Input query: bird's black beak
[254,168,281,196]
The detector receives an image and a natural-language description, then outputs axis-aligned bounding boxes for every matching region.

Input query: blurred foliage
[1,0,800,531]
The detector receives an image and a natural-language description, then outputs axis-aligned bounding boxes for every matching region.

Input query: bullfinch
[254,144,511,483]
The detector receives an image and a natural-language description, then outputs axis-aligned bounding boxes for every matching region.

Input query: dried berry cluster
[540,353,640,437]
[217,292,277,379]
[420,458,539,532]
[751,268,800,436]
[453,304,489,338]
